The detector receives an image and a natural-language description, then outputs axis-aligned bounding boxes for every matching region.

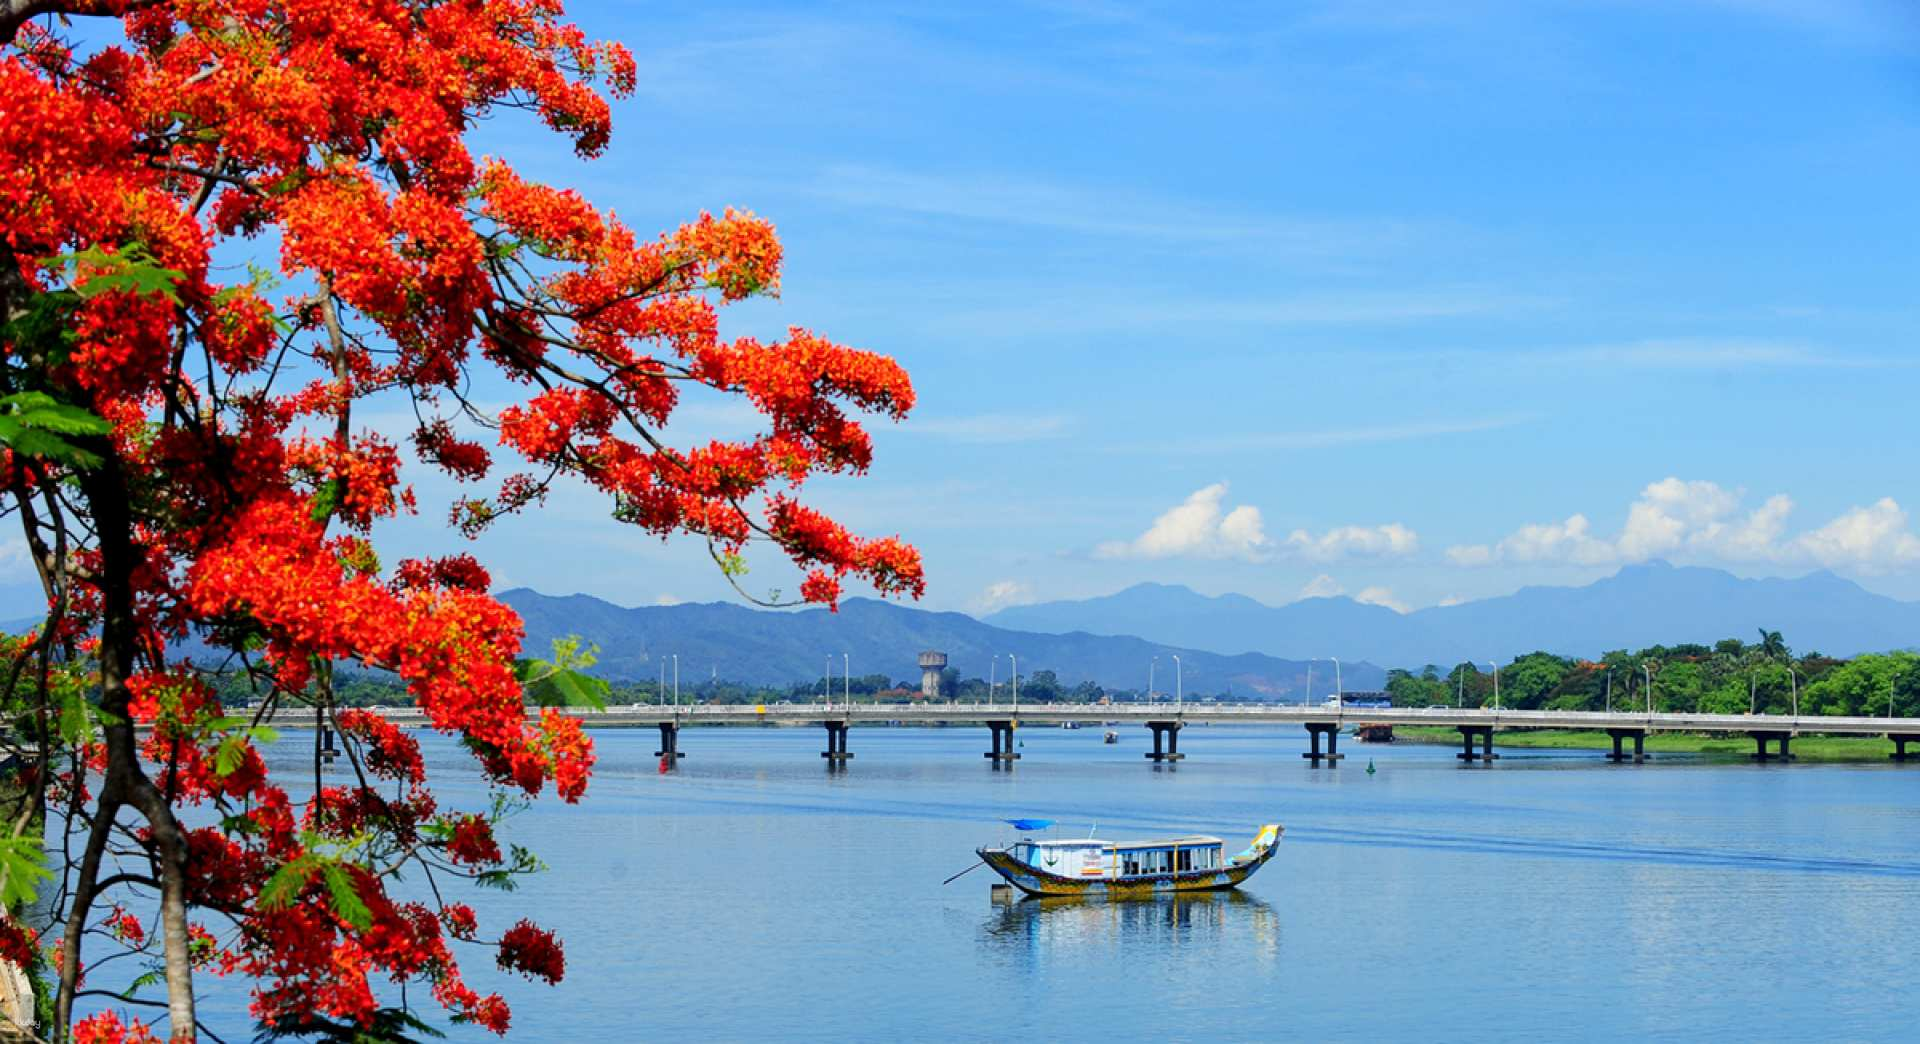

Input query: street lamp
[1172,654,1183,713]
[1009,653,1019,716]
[1305,661,1314,709]
[1488,660,1499,712]
[1456,664,1464,709]
[989,655,998,707]
[1642,661,1653,717]
[658,658,667,707]
[1149,656,1157,703]
[1604,670,1612,715]
[842,652,850,711]
[1749,671,1756,715]
[672,654,679,708]
[1787,665,1799,718]
[1332,657,1341,709]
[823,655,831,707]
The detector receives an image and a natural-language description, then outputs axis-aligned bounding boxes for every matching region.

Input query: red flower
[446,815,502,866]
[496,920,565,984]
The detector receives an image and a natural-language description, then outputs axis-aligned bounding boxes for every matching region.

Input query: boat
[1062,721,1080,730]
[978,824,1282,898]
[1103,730,1118,744]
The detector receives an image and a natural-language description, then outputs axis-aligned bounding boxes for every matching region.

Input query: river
[194,723,1920,1040]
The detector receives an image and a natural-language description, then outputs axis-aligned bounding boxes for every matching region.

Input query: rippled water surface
[209,724,1920,1041]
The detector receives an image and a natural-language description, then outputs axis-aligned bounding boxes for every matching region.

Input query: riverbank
[1387,726,1903,762]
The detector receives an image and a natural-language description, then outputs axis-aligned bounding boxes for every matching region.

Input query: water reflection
[982,892,1280,961]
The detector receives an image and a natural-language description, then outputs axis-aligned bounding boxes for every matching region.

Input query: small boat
[1103,730,1118,744]
[978,824,1282,898]
[1062,721,1080,730]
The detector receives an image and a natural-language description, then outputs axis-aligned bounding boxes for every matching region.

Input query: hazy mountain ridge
[984,563,1920,667]
[499,589,1383,697]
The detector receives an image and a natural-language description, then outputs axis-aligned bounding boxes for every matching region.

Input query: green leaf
[473,869,518,892]
[0,836,52,909]
[310,477,344,522]
[257,853,321,911]
[57,244,186,303]
[516,636,610,709]
[521,667,609,711]
[0,392,113,470]
[55,690,94,744]
[0,392,112,435]
[220,813,263,837]
[213,734,250,777]
[320,863,372,932]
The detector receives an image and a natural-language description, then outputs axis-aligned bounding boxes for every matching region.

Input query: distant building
[918,650,948,699]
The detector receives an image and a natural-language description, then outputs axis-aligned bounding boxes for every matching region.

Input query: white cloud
[1285,522,1418,560]
[1437,594,1467,607]
[1354,586,1410,613]
[1794,499,1920,569]
[1447,479,1920,573]
[654,594,684,606]
[1096,483,1270,561]
[972,579,1033,613]
[1298,574,1344,599]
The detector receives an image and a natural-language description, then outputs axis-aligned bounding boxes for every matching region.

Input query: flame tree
[0,1,923,1039]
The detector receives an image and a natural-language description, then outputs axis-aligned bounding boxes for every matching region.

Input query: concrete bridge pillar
[821,720,853,761]
[1890,733,1920,761]
[1750,731,1794,761]
[1606,728,1648,763]
[985,720,1020,761]
[1146,721,1185,761]
[655,721,684,759]
[1302,722,1344,764]
[1456,725,1498,762]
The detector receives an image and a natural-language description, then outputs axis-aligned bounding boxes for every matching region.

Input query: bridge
[332,702,1920,765]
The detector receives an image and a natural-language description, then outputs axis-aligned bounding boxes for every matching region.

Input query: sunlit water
[176,725,1920,1040]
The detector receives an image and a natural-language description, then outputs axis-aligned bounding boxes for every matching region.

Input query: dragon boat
[978,823,1282,898]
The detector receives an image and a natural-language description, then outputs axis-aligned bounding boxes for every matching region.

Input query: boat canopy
[1112,835,1223,850]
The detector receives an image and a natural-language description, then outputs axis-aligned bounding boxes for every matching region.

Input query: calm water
[200,724,1920,1040]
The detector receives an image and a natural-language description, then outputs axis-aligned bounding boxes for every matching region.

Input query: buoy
[1366,758,1376,775]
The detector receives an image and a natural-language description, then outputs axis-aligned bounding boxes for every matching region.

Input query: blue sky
[9,0,1919,618]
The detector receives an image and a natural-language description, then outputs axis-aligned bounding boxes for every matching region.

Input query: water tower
[918,651,948,699]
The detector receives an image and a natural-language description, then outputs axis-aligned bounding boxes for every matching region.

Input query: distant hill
[985,563,1920,667]
[499,589,1382,698]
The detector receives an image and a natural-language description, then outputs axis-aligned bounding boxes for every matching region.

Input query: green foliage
[1397,630,1916,718]
[0,391,113,470]
[514,635,611,710]
[0,835,51,909]
[55,244,186,303]
[254,1006,447,1044]
[256,834,375,931]
[320,863,372,931]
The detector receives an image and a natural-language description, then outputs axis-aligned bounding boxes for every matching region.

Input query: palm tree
[1757,629,1788,662]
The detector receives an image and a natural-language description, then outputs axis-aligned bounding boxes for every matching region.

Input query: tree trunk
[66,460,197,1040]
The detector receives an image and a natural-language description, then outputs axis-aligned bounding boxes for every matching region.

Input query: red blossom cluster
[495,920,565,985]
[0,0,922,1038]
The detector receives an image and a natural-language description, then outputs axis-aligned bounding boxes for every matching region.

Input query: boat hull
[978,826,1281,898]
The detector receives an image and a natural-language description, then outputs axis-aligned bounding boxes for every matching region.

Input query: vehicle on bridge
[978,823,1282,898]
[1322,691,1392,709]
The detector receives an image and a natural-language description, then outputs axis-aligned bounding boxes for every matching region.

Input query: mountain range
[985,562,1920,666]
[499,589,1380,698]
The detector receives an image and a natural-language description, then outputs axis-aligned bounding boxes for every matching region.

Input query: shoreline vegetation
[1385,725,1904,762]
